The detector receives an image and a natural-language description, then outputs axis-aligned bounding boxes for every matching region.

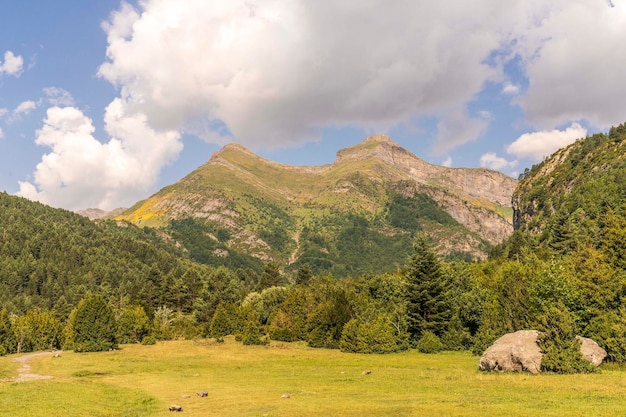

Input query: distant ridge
[117,135,517,275]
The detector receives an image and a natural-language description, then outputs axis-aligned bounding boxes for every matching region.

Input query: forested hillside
[484,122,626,364]
[4,125,626,373]
[0,192,236,315]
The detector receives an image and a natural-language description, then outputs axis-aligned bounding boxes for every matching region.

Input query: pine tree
[71,294,118,352]
[210,304,232,342]
[405,233,451,340]
[296,263,313,285]
[257,262,282,290]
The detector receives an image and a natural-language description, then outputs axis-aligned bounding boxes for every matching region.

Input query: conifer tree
[405,233,451,340]
[71,294,118,352]
[0,308,16,355]
[210,304,232,342]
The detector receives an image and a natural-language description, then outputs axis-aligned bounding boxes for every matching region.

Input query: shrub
[340,316,407,354]
[537,303,597,374]
[416,331,444,354]
[141,335,157,345]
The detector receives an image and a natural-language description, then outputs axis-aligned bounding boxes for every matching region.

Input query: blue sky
[1,1,625,211]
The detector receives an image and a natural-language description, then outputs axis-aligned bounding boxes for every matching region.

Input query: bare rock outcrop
[479,330,608,373]
[577,336,607,366]
[479,330,543,374]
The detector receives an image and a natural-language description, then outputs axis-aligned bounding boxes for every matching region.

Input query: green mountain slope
[0,192,208,314]
[510,122,626,255]
[118,135,517,275]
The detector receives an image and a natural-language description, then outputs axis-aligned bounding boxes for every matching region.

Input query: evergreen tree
[538,302,596,373]
[71,294,118,352]
[257,262,282,290]
[209,304,232,342]
[296,263,313,285]
[405,233,451,340]
[0,308,16,355]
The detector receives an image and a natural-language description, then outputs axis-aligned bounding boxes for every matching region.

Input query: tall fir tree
[405,233,451,340]
[70,294,118,352]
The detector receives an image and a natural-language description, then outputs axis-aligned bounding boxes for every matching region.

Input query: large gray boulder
[479,330,608,373]
[479,330,542,374]
[577,336,607,366]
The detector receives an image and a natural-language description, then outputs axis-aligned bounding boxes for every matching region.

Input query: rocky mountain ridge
[117,135,517,274]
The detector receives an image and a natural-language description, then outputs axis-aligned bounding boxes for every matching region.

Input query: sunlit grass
[2,338,626,416]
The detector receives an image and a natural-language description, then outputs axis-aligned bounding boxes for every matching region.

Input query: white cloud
[480,152,518,171]
[506,122,587,160]
[14,100,38,116]
[0,127,3,140]
[17,104,182,211]
[512,0,626,129]
[502,83,520,95]
[442,156,452,168]
[20,0,626,210]
[44,87,75,107]
[433,109,490,154]
[99,0,521,151]
[0,51,23,76]
[0,108,7,118]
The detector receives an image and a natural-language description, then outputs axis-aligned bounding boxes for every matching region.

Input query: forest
[2,123,626,373]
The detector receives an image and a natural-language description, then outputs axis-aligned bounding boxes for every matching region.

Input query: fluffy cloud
[507,123,587,160]
[17,104,181,211]
[502,83,520,95]
[43,87,75,107]
[14,100,37,116]
[513,1,626,129]
[433,109,490,154]
[99,0,522,151]
[22,0,626,210]
[0,127,3,140]
[480,152,518,171]
[0,51,23,76]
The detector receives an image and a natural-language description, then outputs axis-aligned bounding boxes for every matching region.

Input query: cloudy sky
[1,0,625,211]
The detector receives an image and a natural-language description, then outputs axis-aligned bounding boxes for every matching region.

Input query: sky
[1,0,626,211]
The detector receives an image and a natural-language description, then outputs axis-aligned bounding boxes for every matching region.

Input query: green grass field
[2,338,626,416]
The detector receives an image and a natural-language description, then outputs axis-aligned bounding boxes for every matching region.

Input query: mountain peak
[363,134,392,144]
[334,134,417,166]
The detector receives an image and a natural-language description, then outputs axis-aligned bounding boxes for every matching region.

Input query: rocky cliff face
[117,135,517,271]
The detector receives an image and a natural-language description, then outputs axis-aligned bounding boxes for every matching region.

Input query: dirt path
[2,351,55,383]
[288,230,300,265]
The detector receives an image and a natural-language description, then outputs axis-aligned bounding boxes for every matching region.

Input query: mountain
[117,135,517,275]
[77,207,127,220]
[509,122,626,255]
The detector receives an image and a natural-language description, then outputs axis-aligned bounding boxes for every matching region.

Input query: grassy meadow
[2,338,626,416]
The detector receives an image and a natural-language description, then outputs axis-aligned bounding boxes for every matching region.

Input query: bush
[241,311,267,346]
[340,316,407,354]
[585,310,626,363]
[141,335,157,345]
[416,331,444,354]
[537,303,597,374]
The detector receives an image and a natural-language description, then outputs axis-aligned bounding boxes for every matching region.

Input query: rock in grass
[362,369,372,375]
[282,394,290,399]
[169,404,183,412]
[479,330,607,373]
[479,330,542,374]
[577,336,607,366]
[197,391,208,397]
